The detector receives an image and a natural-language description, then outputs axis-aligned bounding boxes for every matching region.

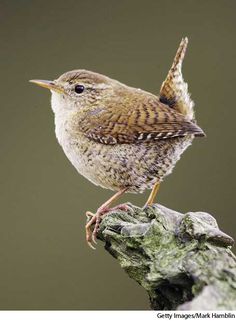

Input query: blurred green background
[0,0,235,310]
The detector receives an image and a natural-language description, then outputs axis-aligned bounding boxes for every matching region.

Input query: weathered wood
[97,204,236,310]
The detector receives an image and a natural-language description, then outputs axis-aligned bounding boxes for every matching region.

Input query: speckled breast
[61,129,193,194]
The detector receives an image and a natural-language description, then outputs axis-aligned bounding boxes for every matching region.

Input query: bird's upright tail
[160,37,194,121]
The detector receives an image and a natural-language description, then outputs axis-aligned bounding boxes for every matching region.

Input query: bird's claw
[87,240,96,250]
[111,203,131,212]
[85,210,102,249]
[85,203,130,249]
[92,232,97,245]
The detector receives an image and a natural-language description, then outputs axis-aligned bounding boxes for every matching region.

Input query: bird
[30,38,205,249]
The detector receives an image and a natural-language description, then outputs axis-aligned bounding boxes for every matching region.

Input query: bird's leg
[144,182,160,207]
[85,187,128,249]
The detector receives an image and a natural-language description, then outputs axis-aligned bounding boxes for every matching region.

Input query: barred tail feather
[160,37,195,121]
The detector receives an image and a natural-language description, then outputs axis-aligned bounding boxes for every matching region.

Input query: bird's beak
[29,79,64,93]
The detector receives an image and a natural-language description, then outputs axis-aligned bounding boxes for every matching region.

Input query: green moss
[98,203,236,310]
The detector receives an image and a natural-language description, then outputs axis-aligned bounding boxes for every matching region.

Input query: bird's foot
[109,203,131,212]
[85,203,130,249]
[142,203,156,210]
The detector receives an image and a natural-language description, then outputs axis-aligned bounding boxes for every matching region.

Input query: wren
[30,38,205,248]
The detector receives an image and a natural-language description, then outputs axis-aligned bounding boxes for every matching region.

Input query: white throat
[50,91,73,146]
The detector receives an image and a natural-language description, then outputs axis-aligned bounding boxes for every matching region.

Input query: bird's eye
[75,84,85,94]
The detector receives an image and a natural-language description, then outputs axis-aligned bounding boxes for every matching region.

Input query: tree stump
[97,204,236,310]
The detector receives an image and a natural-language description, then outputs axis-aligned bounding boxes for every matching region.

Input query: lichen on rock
[97,203,236,310]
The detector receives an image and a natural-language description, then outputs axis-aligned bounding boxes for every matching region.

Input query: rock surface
[97,203,236,310]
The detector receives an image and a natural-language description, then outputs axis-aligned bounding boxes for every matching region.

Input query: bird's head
[30,69,119,114]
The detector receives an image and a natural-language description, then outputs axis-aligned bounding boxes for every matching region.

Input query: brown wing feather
[79,90,204,145]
